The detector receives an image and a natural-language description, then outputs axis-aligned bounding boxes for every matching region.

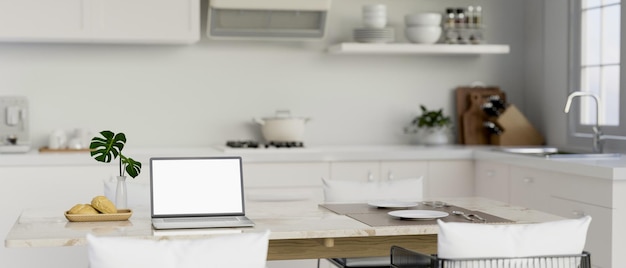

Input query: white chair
[390,216,593,268]
[86,230,270,268]
[321,177,424,268]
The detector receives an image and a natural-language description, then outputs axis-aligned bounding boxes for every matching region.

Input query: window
[570,0,625,142]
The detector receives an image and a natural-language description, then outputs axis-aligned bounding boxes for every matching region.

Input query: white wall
[535,0,571,149]
[0,0,526,149]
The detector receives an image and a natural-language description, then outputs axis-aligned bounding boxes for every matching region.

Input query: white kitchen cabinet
[0,0,199,43]
[546,173,613,268]
[380,160,429,181]
[549,197,612,268]
[508,166,557,210]
[487,163,615,268]
[330,161,383,181]
[242,162,330,203]
[0,165,119,268]
[474,160,509,202]
[0,0,88,41]
[241,162,331,268]
[426,160,474,198]
[329,160,473,199]
[88,0,199,43]
[329,160,429,184]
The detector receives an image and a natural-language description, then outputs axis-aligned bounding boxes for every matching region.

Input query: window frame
[567,0,626,150]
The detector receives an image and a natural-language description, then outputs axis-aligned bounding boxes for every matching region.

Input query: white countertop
[0,145,477,166]
[1,145,625,179]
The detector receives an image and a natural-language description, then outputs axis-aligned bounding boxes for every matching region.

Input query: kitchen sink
[495,147,559,155]
[545,152,623,159]
[493,147,623,160]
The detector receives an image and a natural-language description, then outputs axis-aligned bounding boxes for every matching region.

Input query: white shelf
[327,43,510,55]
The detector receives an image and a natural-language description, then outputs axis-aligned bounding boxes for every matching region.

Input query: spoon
[452,210,473,221]
[468,213,486,222]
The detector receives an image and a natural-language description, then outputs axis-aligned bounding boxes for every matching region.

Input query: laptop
[150,156,255,230]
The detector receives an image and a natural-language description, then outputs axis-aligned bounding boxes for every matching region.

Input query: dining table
[4,197,563,260]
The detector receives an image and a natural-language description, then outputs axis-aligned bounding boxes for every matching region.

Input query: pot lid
[262,110,309,120]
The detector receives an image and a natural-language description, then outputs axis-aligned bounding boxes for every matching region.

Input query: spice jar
[445,8,456,28]
[474,6,483,26]
[455,8,466,28]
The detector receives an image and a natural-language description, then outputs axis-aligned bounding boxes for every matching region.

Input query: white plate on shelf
[388,210,449,220]
[367,201,419,208]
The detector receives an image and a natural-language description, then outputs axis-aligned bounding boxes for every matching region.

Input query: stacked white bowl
[362,4,387,29]
[404,13,442,44]
[354,4,394,43]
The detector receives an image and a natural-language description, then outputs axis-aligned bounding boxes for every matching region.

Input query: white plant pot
[416,127,451,145]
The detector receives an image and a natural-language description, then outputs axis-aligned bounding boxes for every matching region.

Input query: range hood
[207,0,332,40]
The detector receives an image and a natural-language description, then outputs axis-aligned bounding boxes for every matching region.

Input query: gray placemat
[320,203,513,227]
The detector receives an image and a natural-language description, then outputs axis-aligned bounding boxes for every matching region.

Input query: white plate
[388,210,449,220]
[367,201,418,208]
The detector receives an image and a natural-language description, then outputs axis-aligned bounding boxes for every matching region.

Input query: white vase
[115,176,127,209]
[418,127,451,145]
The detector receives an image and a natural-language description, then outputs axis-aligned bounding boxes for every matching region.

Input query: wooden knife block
[455,86,505,144]
[455,86,544,146]
[490,105,544,146]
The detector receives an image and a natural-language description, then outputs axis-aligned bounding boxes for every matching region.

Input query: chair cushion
[86,230,270,268]
[437,215,591,258]
[322,177,423,203]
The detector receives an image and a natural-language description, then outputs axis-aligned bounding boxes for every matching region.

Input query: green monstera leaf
[89,130,142,178]
[90,131,126,163]
[122,156,142,178]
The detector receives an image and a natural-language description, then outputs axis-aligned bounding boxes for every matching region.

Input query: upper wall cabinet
[89,0,199,43]
[0,0,87,40]
[0,0,200,44]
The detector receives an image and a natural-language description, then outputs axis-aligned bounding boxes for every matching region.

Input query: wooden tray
[65,209,132,222]
[39,147,91,153]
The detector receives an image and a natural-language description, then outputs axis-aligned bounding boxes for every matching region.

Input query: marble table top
[5,197,563,248]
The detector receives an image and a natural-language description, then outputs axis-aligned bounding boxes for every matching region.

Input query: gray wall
[0,0,527,148]
[535,0,626,153]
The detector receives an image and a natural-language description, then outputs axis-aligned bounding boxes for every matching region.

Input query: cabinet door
[379,160,428,197]
[509,166,555,211]
[380,160,428,181]
[474,160,509,202]
[0,165,114,268]
[427,160,474,198]
[242,162,329,203]
[330,161,380,182]
[0,0,88,41]
[549,197,612,268]
[89,0,200,43]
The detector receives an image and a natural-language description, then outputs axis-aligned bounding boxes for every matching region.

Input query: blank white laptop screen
[151,157,245,217]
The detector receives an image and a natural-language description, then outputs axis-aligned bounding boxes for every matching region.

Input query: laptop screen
[150,156,246,217]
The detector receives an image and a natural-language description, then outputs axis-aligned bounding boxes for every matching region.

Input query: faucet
[564,91,604,153]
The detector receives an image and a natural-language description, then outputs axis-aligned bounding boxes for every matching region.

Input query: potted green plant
[404,105,452,145]
[89,130,142,209]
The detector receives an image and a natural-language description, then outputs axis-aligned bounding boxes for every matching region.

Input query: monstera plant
[89,130,142,178]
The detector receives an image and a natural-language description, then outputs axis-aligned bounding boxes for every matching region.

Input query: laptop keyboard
[163,217,241,223]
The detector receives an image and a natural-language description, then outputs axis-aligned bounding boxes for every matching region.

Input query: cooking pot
[253,110,311,142]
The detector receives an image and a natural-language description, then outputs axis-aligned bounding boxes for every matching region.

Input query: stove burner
[226,140,259,148]
[225,140,304,149]
[266,141,304,148]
